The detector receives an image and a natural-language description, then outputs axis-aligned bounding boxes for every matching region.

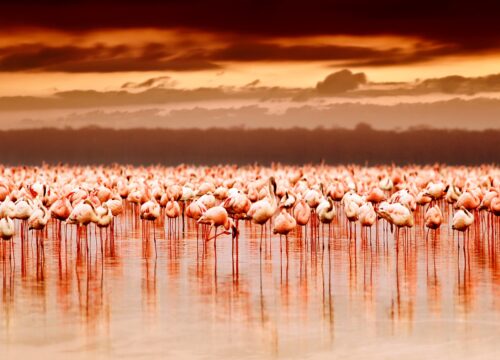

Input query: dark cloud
[416,73,500,94]
[121,76,175,89]
[211,42,467,68]
[0,38,489,73]
[316,69,367,94]
[0,43,219,72]
[210,42,397,61]
[0,41,440,73]
[0,86,300,111]
[337,44,461,67]
[0,44,113,71]
[350,73,500,97]
[2,71,500,112]
[243,79,260,88]
[1,1,500,54]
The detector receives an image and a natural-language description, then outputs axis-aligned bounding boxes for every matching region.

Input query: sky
[1,0,500,130]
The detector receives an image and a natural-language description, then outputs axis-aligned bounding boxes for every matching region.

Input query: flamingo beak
[232,224,239,238]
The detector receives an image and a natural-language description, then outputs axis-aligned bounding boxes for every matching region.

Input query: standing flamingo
[292,198,311,239]
[248,177,277,249]
[273,209,296,251]
[425,205,443,230]
[317,196,336,241]
[197,206,237,249]
[140,198,161,253]
[0,217,14,240]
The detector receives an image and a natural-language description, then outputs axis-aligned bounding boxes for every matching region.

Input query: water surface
[1,208,499,359]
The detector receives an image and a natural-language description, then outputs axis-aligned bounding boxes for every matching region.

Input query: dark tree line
[0,126,498,165]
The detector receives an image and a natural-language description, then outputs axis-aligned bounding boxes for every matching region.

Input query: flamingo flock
[0,164,498,260]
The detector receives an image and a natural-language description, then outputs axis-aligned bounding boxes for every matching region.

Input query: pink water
[1,209,499,359]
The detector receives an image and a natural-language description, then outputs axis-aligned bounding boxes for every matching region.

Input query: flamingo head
[197,214,209,225]
[27,185,38,199]
[226,218,239,238]
[269,176,277,194]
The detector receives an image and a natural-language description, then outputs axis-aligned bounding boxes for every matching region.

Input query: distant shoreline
[1,126,498,165]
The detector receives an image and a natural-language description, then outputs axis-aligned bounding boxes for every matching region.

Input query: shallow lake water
[1,206,499,359]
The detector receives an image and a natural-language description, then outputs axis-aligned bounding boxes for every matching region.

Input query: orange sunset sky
[1,1,500,130]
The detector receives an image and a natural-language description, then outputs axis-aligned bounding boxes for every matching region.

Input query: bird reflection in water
[0,200,498,358]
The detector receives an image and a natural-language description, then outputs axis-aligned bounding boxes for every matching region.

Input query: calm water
[1,207,499,359]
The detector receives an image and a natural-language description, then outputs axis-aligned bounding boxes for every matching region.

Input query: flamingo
[273,209,296,251]
[42,186,58,208]
[445,184,462,205]
[50,195,72,222]
[327,180,346,202]
[317,196,336,241]
[452,208,474,232]
[390,189,416,211]
[140,198,161,222]
[28,201,50,248]
[96,185,112,203]
[273,209,296,236]
[106,197,123,216]
[14,197,34,221]
[343,199,359,238]
[304,185,322,235]
[198,192,217,209]
[424,182,447,203]
[455,191,480,211]
[379,176,393,192]
[377,202,414,239]
[317,196,336,224]
[181,186,195,202]
[0,215,15,259]
[279,191,296,211]
[0,196,16,218]
[479,189,498,212]
[117,180,130,199]
[49,194,73,241]
[292,198,311,238]
[167,184,183,202]
[186,200,207,221]
[67,199,99,251]
[68,200,99,226]
[105,195,124,233]
[425,205,443,230]
[416,191,432,207]
[223,189,251,225]
[94,203,113,252]
[248,177,277,248]
[0,163,496,268]
[358,202,376,228]
[0,181,10,202]
[28,202,50,231]
[0,217,14,241]
[165,200,181,236]
[197,206,237,249]
[478,188,498,235]
[356,201,376,243]
[365,187,386,205]
[140,198,161,252]
[214,186,228,200]
[13,197,34,239]
[452,207,474,249]
[491,196,500,216]
[304,187,322,209]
